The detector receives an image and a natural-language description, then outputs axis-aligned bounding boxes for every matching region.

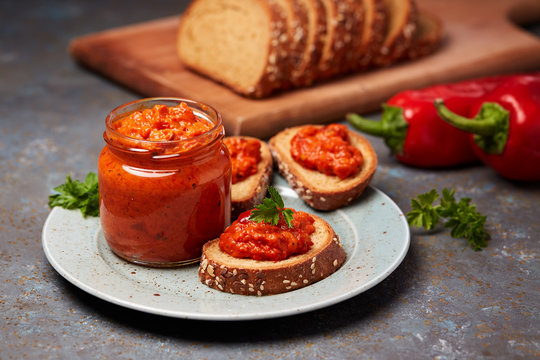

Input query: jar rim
[104,97,224,153]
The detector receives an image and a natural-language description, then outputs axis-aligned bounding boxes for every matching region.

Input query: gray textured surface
[1,1,539,359]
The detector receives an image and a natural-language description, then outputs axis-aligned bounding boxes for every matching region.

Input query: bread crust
[228,136,273,220]
[268,125,377,211]
[199,213,346,296]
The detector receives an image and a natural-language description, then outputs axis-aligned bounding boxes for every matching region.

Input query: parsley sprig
[249,186,294,228]
[406,188,490,251]
[48,172,99,217]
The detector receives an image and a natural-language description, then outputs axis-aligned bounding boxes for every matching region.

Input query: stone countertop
[1,1,539,359]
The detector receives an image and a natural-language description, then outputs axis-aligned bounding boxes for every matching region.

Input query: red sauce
[98,100,231,266]
[113,102,213,142]
[219,210,315,261]
[224,137,262,184]
[290,124,363,179]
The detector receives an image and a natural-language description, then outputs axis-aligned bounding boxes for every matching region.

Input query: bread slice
[340,0,366,74]
[199,213,346,296]
[177,0,289,98]
[401,10,443,61]
[291,0,327,86]
[316,0,355,79]
[226,136,273,220]
[372,0,417,67]
[353,0,387,70]
[274,0,309,89]
[268,125,377,211]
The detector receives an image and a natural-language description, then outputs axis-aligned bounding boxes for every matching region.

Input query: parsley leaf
[249,185,294,228]
[406,188,490,251]
[48,172,100,217]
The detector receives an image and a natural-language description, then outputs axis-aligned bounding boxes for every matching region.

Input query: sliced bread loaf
[177,0,289,98]
[199,213,346,296]
[226,136,273,220]
[268,125,377,211]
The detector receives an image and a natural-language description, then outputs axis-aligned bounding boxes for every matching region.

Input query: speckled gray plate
[42,176,410,321]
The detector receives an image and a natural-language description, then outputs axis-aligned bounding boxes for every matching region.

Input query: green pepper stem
[434,99,499,136]
[346,113,388,137]
[434,99,509,155]
[347,105,408,155]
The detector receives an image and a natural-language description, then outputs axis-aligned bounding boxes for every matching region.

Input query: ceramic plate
[42,176,410,320]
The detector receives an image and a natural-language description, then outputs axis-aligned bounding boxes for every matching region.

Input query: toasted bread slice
[372,0,417,67]
[177,0,289,98]
[268,125,377,211]
[226,136,273,220]
[401,10,443,60]
[199,213,346,296]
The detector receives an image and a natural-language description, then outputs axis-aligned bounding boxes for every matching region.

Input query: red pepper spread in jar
[113,102,213,142]
[219,210,315,261]
[224,138,262,184]
[99,101,231,266]
[290,124,363,179]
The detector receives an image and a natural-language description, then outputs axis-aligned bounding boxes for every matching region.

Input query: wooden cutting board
[69,0,540,139]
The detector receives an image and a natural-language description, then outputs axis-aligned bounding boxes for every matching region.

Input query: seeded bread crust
[177,0,289,98]
[199,213,346,296]
[401,10,443,61]
[268,125,377,211]
[229,136,273,220]
[372,0,417,67]
[291,0,327,86]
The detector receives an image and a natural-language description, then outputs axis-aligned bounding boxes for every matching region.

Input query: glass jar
[98,98,231,267]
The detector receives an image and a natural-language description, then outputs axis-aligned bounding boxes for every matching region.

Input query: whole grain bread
[177,0,289,98]
[227,136,273,220]
[268,125,377,211]
[199,213,346,296]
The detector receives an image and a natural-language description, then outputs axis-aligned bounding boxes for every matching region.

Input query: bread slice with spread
[269,124,377,211]
[199,212,346,296]
[225,136,273,220]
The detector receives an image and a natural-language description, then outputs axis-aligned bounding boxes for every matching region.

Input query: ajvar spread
[224,137,262,184]
[219,209,315,261]
[99,101,231,266]
[113,102,213,142]
[290,124,363,179]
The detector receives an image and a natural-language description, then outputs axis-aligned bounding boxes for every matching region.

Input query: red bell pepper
[435,74,540,181]
[346,76,510,167]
